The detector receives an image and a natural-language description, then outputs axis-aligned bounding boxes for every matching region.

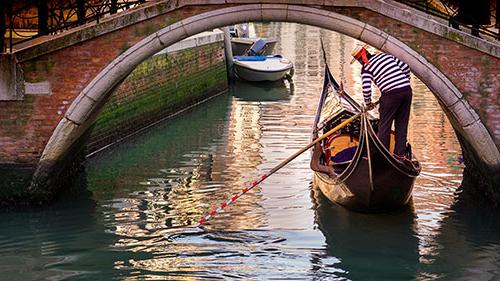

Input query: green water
[1,23,499,281]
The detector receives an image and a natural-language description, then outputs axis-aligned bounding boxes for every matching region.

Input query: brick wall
[87,42,227,154]
[332,7,500,148]
[0,40,227,202]
[0,7,205,165]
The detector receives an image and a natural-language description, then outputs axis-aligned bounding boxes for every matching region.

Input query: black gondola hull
[314,157,417,212]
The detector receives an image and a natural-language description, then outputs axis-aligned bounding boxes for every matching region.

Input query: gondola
[311,61,421,212]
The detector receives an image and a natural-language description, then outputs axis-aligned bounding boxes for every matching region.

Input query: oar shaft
[196,112,362,227]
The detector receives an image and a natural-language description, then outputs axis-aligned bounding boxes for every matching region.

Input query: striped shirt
[361,53,411,104]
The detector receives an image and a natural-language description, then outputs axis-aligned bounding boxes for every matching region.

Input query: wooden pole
[222,26,234,82]
[38,0,49,35]
[0,2,5,52]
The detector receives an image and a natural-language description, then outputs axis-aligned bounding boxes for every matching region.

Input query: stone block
[261,4,289,22]
[179,0,226,4]
[448,99,481,128]
[25,81,51,96]
[287,5,365,38]
[358,24,389,49]
[66,94,97,125]
[462,120,500,166]
[0,54,24,101]
[39,117,81,162]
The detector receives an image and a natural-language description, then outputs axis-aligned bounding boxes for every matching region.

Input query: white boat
[233,56,294,82]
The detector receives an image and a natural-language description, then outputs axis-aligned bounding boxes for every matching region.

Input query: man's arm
[361,69,373,105]
[395,57,411,80]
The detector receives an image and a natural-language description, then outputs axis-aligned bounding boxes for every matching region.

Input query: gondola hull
[313,160,416,212]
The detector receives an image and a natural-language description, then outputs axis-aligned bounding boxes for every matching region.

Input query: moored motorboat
[310,60,421,212]
[232,38,294,82]
[233,55,294,82]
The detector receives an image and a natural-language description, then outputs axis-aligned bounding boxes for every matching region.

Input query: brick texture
[332,7,499,149]
[87,42,227,153]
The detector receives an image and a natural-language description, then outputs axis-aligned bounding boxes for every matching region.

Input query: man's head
[351,45,371,65]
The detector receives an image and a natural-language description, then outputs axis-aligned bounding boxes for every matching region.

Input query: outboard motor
[246,38,268,56]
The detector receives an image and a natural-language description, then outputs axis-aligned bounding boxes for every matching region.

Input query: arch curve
[34,4,500,183]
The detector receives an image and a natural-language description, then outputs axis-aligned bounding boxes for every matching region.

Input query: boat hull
[233,61,293,82]
[313,166,416,212]
[312,114,419,212]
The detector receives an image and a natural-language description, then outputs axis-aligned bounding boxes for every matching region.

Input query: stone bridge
[0,0,499,203]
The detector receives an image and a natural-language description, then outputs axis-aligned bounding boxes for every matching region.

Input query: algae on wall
[88,42,227,153]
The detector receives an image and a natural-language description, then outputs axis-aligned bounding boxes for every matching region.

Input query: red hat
[351,45,370,64]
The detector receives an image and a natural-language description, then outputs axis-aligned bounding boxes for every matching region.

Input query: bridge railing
[1,0,498,54]
[397,0,499,40]
[0,0,150,53]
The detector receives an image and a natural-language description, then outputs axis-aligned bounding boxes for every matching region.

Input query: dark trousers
[378,87,412,156]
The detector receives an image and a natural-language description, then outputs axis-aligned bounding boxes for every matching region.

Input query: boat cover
[247,38,268,56]
[234,56,269,61]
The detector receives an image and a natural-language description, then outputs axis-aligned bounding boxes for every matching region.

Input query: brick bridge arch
[14,2,498,198]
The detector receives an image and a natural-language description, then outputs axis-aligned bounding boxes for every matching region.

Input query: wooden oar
[195,111,364,227]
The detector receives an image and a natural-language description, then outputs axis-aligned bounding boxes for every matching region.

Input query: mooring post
[0,2,5,52]
[222,26,234,82]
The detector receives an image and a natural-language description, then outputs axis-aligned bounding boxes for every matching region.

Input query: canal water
[1,23,500,280]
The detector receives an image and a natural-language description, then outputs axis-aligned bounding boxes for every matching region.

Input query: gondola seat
[331,146,357,163]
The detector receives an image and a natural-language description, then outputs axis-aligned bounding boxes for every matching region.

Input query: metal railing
[1,0,149,53]
[397,0,499,40]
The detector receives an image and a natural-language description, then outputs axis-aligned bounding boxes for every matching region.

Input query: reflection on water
[231,80,294,102]
[311,185,420,280]
[1,23,499,280]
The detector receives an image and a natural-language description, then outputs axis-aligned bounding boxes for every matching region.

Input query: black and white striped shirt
[361,53,411,104]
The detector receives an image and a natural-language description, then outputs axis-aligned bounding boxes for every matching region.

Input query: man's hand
[365,102,376,111]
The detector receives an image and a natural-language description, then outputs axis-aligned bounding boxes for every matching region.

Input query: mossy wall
[88,41,227,153]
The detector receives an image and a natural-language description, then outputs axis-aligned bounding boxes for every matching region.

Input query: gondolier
[351,46,412,158]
